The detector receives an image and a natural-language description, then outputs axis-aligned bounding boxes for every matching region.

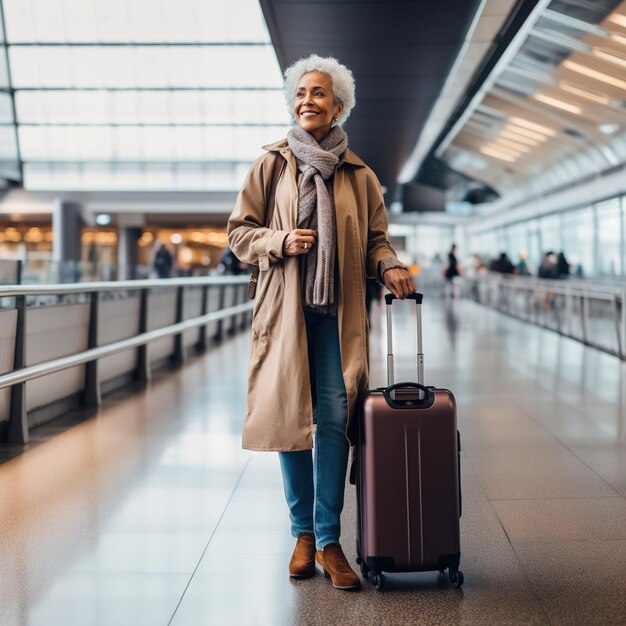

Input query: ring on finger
[303,242,308,250]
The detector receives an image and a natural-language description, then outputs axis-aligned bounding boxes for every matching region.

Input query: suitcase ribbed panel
[403,422,424,565]
[403,424,412,564]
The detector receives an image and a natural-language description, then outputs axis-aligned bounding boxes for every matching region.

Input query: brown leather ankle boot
[289,533,316,579]
[315,543,361,590]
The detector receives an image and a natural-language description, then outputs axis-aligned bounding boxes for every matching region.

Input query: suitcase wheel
[355,555,362,565]
[449,569,464,588]
[372,573,385,591]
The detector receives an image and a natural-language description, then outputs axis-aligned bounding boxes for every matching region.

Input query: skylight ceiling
[1,0,291,191]
[439,0,626,199]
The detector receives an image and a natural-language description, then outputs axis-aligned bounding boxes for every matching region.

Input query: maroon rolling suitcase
[353,292,463,590]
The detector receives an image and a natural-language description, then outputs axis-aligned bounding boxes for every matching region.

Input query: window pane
[0,161,21,181]
[507,222,528,271]
[5,0,270,43]
[112,163,143,188]
[143,164,175,189]
[526,219,541,272]
[3,0,38,42]
[31,0,65,42]
[561,206,594,277]
[470,230,498,261]
[136,91,170,124]
[19,126,111,159]
[539,213,561,254]
[92,0,132,42]
[414,226,454,264]
[127,0,164,43]
[16,89,288,125]
[23,161,253,190]
[0,127,18,159]
[9,47,70,88]
[0,53,8,88]
[62,0,99,41]
[9,45,282,88]
[596,198,621,276]
[19,125,290,160]
[0,94,14,124]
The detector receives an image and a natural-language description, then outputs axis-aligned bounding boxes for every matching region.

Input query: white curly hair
[283,54,356,127]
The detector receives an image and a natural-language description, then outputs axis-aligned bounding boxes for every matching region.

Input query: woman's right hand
[283,229,318,256]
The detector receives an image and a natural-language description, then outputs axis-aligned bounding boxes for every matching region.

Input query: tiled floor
[0,295,625,625]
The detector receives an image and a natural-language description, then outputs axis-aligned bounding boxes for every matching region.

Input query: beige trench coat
[227,138,401,451]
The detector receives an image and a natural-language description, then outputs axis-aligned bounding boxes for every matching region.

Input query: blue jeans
[278,311,349,550]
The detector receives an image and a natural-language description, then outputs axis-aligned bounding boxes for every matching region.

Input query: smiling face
[293,71,344,142]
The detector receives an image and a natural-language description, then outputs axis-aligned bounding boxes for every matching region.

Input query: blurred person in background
[444,243,461,298]
[516,251,530,275]
[444,243,460,282]
[152,241,173,278]
[538,251,558,279]
[228,54,415,591]
[557,251,570,277]
[218,247,246,275]
[490,252,515,274]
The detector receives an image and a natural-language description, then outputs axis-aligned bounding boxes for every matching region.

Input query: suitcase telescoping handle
[384,292,424,389]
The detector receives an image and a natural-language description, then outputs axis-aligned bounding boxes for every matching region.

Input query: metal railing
[463,274,626,359]
[0,275,254,445]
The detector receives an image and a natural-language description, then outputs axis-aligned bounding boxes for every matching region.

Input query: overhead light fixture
[479,147,517,163]
[558,82,610,104]
[95,213,111,226]
[562,60,626,90]
[607,12,626,28]
[598,122,620,134]
[509,116,556,136]
[502,124,550,142]
[533,93,583,114]
[491,136,534,153]
[483,142,524,158]
[485,139,524,154]
[499,129,543,146]
[591,49,626,69]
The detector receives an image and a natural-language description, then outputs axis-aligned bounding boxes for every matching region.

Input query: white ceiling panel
[9,46,282,89]
[4,0,270,43]
[15,90,288,124]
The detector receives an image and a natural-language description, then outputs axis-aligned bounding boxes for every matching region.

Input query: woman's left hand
[383,268,416,300]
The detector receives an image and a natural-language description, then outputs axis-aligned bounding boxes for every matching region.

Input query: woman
[227,54,415,591]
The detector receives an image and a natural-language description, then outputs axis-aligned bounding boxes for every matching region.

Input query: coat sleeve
[365,169,403,280]
[227,154,291,272]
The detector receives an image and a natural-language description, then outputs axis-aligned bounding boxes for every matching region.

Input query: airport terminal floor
[0,295,624,626]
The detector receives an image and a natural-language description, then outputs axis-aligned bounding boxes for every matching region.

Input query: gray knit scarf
[287,125,348,316]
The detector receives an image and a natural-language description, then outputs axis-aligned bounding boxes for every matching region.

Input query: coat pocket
[251,266,284,337]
